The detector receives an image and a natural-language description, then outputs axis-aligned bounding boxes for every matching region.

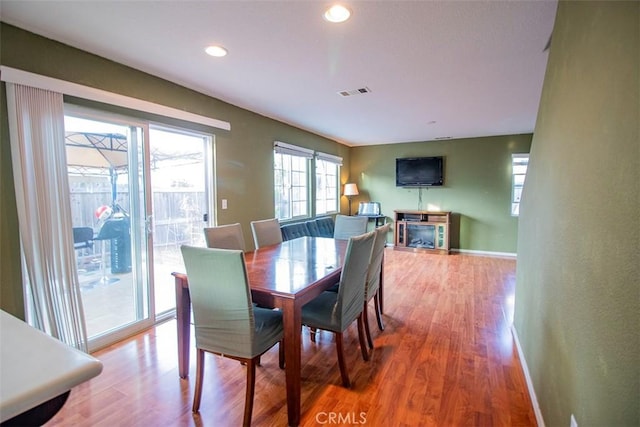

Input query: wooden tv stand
[394,210,451,254]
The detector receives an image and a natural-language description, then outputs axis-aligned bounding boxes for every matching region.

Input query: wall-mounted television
[395,156,444,187]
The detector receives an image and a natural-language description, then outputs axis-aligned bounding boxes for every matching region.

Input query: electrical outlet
[570,414,578,427]
[222,199,228,209]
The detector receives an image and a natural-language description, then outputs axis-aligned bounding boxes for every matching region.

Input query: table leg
[174,275,191,379]
[281,298,301,427]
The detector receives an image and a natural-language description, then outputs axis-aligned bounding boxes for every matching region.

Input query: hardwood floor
[46,249,536,426]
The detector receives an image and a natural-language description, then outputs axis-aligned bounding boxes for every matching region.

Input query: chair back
[180,245,256,358]
[204,223,245,251]
[250,218,283,248]
[333,215,368,240]
[73,227,94,250]
[366,224,390,301]
[335,230,375,329]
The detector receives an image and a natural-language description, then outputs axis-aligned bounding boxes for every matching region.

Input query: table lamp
[343,183,359,215]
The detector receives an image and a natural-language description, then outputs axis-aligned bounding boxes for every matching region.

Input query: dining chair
[362,223,390,357]
[72,226,94,251]
[333,214,368,240]
[250,218,283,248]
[180,245,284,427]
[301,230,375,388]
[203,223,246,251]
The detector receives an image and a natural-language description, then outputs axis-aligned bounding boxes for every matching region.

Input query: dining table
[172,236,349,427]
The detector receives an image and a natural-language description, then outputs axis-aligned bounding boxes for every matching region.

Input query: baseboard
[451,248,517,258]
[511,325,545,427]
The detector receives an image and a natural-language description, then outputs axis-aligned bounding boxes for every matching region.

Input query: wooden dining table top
[243,236,348,297]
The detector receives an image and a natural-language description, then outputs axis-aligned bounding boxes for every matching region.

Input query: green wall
[0,80,24,319]
[514,2,639,426]
[350,134,531,253]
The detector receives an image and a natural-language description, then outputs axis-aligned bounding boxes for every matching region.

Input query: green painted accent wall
[514,2,639,426]
[0,81,25,319]
[350,134,532,253]
[0,23,350,314]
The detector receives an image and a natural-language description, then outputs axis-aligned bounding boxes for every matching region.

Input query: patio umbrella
[65,131,128,207]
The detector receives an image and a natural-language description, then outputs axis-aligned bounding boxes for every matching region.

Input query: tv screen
[396,157,444,187]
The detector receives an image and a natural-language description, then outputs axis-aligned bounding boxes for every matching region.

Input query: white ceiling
[0,1,557,147]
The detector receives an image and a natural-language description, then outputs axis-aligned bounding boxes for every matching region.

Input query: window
[315,152,342,216]
[273,142,342,220]
[512,154,529,216]
[274,142,313,221]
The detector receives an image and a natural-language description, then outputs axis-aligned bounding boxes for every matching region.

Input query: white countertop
[0,310,103,422]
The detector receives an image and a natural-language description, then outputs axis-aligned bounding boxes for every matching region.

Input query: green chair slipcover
[301,230,375,388]
[333,214,368,240]
[203,223,246,251]
[180,245,284,426]
[250,218,283,248]
[362,224,390,357]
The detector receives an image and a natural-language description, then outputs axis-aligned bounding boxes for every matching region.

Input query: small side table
[358,214,386,227]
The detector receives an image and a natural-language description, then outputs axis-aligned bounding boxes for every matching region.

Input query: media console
[394,210,451,254]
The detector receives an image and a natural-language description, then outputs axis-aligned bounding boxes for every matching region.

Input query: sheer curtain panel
[6,83,88,351]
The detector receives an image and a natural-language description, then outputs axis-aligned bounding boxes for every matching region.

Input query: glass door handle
[145,215,154,235]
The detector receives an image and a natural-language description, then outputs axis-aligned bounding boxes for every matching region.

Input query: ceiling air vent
[338,87,371,97]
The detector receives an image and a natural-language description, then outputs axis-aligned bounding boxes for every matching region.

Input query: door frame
[65,105,216,351]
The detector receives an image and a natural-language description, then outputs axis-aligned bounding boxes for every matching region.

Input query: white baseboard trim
[451,248,517,258]
[511,325,545,427]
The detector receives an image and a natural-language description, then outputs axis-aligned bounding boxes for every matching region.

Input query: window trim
[314,152,341,216]
[273,142,312,221]
[273,143,344,221]
[511,153,529,217]
[315,151,343,166]
[274,141,314,158]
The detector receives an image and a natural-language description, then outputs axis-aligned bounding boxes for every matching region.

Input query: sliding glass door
[148,126,212,318]
[65,108,213,349]
[65,112,151,347]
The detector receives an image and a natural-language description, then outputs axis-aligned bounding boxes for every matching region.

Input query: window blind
[274,141,314,159]
[315,152,343,166]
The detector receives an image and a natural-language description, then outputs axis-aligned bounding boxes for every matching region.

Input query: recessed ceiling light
[205,45,228,57]
[324,5,351,23]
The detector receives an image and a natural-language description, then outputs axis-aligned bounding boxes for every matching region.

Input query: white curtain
[6,83,88,352]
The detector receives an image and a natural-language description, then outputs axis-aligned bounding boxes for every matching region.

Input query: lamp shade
[343,183,359,197]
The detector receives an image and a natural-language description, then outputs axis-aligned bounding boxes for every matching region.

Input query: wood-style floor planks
[46,249,536,426]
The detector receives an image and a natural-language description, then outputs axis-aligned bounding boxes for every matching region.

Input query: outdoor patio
[76,242,189,338]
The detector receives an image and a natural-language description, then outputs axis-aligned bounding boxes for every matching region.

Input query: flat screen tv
[396,156,444,187]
